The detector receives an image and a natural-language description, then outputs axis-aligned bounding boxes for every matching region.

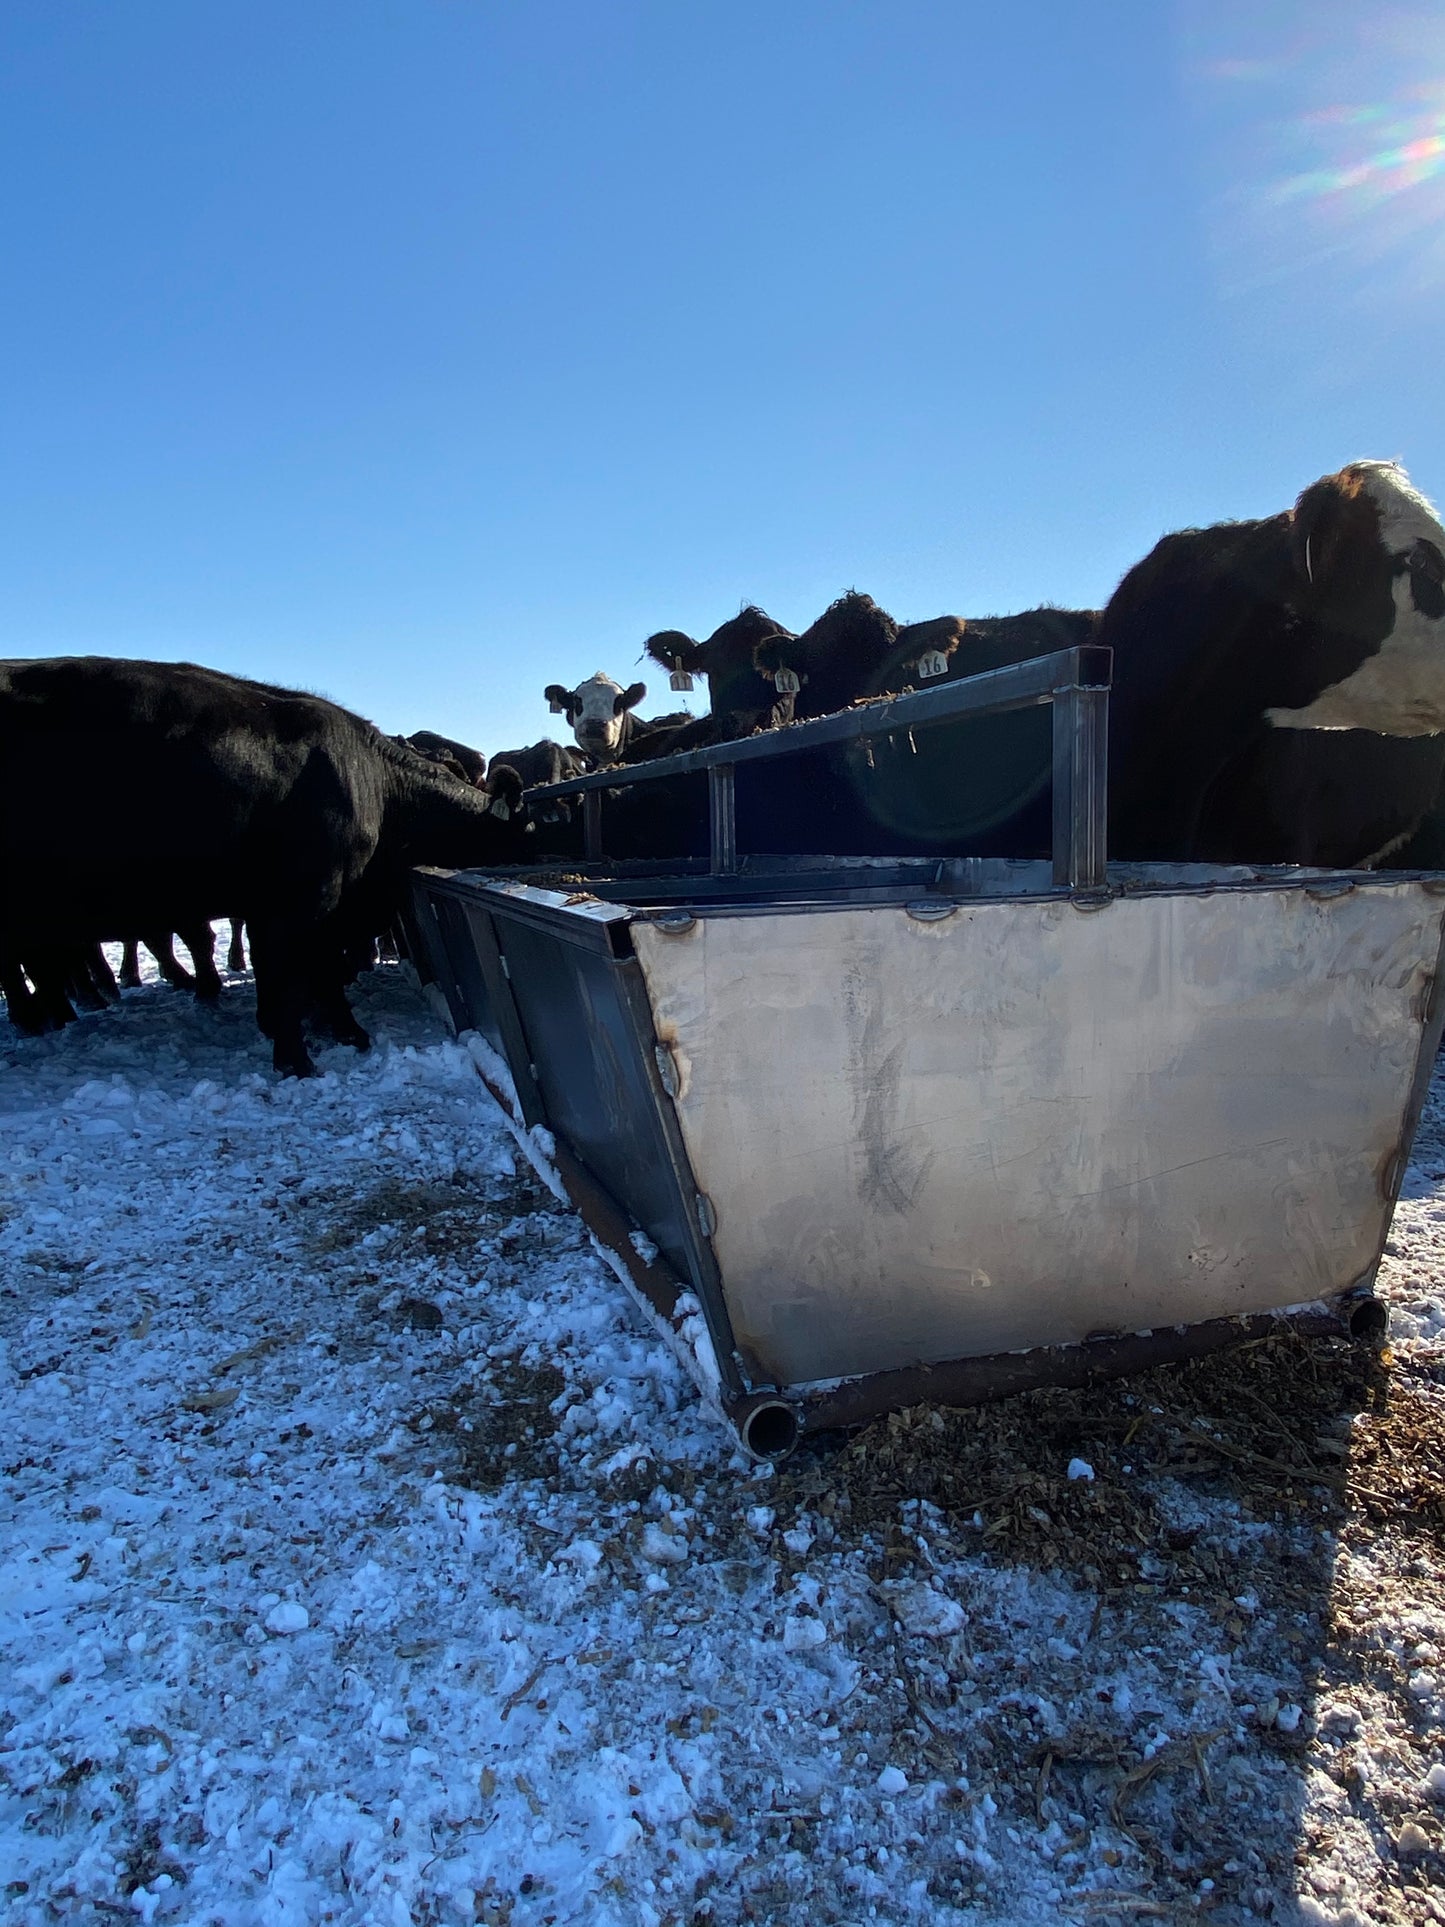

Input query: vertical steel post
[584,789,603,862]
[709,763,738,875]
[1051,683,1109,891]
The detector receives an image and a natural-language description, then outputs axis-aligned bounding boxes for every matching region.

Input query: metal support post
[583,790,603,862]
[1051,683,1109,892]
[709,764,738,875]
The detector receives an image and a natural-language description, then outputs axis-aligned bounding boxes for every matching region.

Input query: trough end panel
[631,882,1441,1388]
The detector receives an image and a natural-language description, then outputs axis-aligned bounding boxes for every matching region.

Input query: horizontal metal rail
[525,644,1113,890]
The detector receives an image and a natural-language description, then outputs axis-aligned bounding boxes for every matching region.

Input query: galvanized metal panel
[492,919,726,1328]
[632,881,1443,1387]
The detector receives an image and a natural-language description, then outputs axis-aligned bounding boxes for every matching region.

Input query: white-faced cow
[543,672,646,765]
[1099,459,1445,867]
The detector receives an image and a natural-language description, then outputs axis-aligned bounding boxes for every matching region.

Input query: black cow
[643,606,798,738]
[1098,459,1445,865]
[750,591,901,721]
[486,738,586,798]
[0,658,524,1075]
[486,740,587,851]
[403,730,489,787]
[829,608,1097,851]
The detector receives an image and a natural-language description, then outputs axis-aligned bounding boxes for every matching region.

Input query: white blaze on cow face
[1269,461,1445,737]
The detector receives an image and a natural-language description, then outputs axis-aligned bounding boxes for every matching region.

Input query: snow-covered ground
[3,955,1444,1926]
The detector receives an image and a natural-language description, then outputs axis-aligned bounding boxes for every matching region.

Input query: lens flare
[1272,86,1445,210]
[1182,4,1445,307]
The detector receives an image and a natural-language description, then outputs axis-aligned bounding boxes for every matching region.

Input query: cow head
[757,591,899,720]
[543,672,647,764]
[646,608,796,726]
[481,763,525,821]
[1269,460,1445,735]
[889,616,967,686]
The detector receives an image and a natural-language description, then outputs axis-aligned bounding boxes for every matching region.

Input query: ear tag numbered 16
[771,666,801,695]
[917,649,949,680]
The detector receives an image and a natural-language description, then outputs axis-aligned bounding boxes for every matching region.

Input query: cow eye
[1412,537,1445,585]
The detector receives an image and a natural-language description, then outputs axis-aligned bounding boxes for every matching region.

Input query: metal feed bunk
[403,647,1445,1459]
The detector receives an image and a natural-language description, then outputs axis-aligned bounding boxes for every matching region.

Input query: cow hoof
[323,1023,370,1051]
[273,1046,317,1078]
[195,982,224,1004]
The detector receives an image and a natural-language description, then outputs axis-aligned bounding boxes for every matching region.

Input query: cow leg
[84,944,122,1005]
[63,950,109,1013]
[342,933,378,981]
[119,939,143,989]
[227,919,247,972]
[1,954,46,1034]
[177,921,223,1001]
[305,923,371,1049]
[309,979,370,1050]
[145,932,195,991]
[25,951,80,1030]
[246,918,317,1078]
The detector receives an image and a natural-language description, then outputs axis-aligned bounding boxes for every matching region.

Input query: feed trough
[402,649,1445,1458]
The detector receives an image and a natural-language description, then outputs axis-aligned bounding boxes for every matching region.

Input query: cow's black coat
[0,657,523,1073]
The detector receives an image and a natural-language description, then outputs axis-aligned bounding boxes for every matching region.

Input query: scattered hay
[768,1329,1376,1589]
[1343,1355,1445,1541]
[421,1354,567,1492]
[306,1170,557,1260]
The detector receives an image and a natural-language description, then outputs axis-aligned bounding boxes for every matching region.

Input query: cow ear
[544,683,572,717]
[644,630,704,675]
[753,634,796,677]
[616,681,647,714]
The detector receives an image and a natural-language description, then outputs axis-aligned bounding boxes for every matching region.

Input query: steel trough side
[407,866,1445,1455]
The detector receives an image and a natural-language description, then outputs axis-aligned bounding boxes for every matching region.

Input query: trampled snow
[3,954,1444,1924]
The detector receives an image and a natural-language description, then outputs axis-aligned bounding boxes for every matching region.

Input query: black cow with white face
[1100,459,1445,867]
[541,672,654,766]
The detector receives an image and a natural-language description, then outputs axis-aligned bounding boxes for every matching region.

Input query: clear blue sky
[2,0,1441,756]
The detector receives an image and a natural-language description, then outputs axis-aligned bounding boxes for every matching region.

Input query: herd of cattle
[3,457,1444,1076]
